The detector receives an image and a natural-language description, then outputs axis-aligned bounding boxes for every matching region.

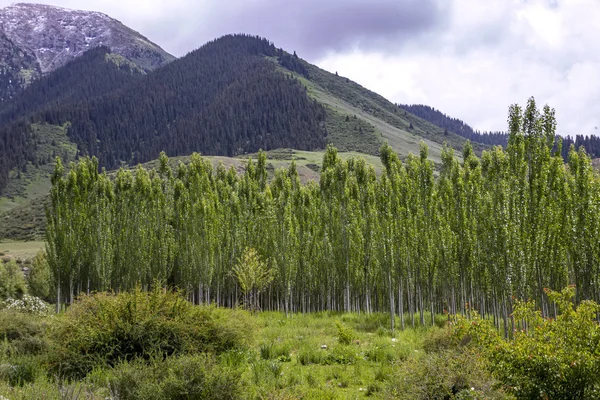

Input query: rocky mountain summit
[0,2,175,100]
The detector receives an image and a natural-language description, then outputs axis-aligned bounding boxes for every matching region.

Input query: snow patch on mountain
[0,2,175,74]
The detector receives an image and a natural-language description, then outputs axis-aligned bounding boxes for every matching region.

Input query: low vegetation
[1,263,599,398]
[47,287,253,379]
[454,287,600,399]
[0,288,513,399]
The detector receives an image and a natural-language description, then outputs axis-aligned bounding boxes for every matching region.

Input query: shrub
[423,327,454,353]
[454,287,600,399]
[2,295,51,316]
[107,354,243,400]
[27,251,53,302]
[384,350,505,399]
[336,322,356,345]
[47,287,253,379]
[0,357,38,387]
[0,260,27,300]
[0,311,48,357]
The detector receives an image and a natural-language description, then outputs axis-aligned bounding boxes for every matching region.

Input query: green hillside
[0,123,77,213]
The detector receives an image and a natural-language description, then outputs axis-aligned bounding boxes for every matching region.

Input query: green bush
[26,251,53,303]
[384,350,506,399]
[0,260,27,300]
[47,287,253,379]
[0,311,48,357]
[107,354,243,400]
[335,322,356,345]
[423,327,454,353]
[454,287,600,399]
[0,357,39,387]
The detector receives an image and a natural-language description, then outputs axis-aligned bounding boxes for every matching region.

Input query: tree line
[399,103,600,162]
[397,104,508,147]
[46,98,600,333]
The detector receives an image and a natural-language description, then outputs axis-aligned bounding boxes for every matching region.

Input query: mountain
[0,2,175,100]
[0,32,488,236]
[0,45,144,198]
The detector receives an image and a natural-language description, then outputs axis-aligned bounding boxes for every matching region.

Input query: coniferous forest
[46,98,600,334]
[400,103,600,162]
[0,35,328,193]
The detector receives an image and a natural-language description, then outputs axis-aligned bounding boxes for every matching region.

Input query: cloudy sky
[2,0,598,135]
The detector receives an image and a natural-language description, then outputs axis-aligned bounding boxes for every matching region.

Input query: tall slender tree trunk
[399,276,405,330]
[388,267,395,333]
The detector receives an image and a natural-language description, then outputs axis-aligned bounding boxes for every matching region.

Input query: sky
[1,0,598,135]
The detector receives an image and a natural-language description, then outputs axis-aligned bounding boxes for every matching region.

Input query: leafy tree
[233,248,275,311]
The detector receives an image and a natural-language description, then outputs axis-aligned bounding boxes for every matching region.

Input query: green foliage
[335,322,356,345]
[0,260,27,300]
[0,311,48,358]
[0,357,38,387]
[0,309,509,399]
[364,345,395,363]
[26,251,52,302]
[423,327,455,353]
[106,354,243,400]
[41,97,600,348]
[47,288,253,379]
[385,350,506,400]
[454,287,600,399]
[233,248,275,311]
[259,342,291,362]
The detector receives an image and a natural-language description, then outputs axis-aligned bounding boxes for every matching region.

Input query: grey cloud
[0,0,451,60]
[148,0,450,59]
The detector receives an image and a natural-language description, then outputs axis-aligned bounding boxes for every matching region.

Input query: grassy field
[0,305,507,399]
[0,240,44,260]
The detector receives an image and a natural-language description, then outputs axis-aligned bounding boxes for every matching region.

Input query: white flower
[2,295,51,315]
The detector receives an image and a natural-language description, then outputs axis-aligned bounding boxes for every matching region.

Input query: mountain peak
[0,2,175,74]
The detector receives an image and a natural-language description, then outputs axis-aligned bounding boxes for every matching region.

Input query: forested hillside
[0,46,143,192]
[0,35,332,194]
[1,33,485,200]
[398,104,508,146]
[399,103,600,161]
[0,32,40,102]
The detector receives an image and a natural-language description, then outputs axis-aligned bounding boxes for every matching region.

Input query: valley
[1,2,600,399]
